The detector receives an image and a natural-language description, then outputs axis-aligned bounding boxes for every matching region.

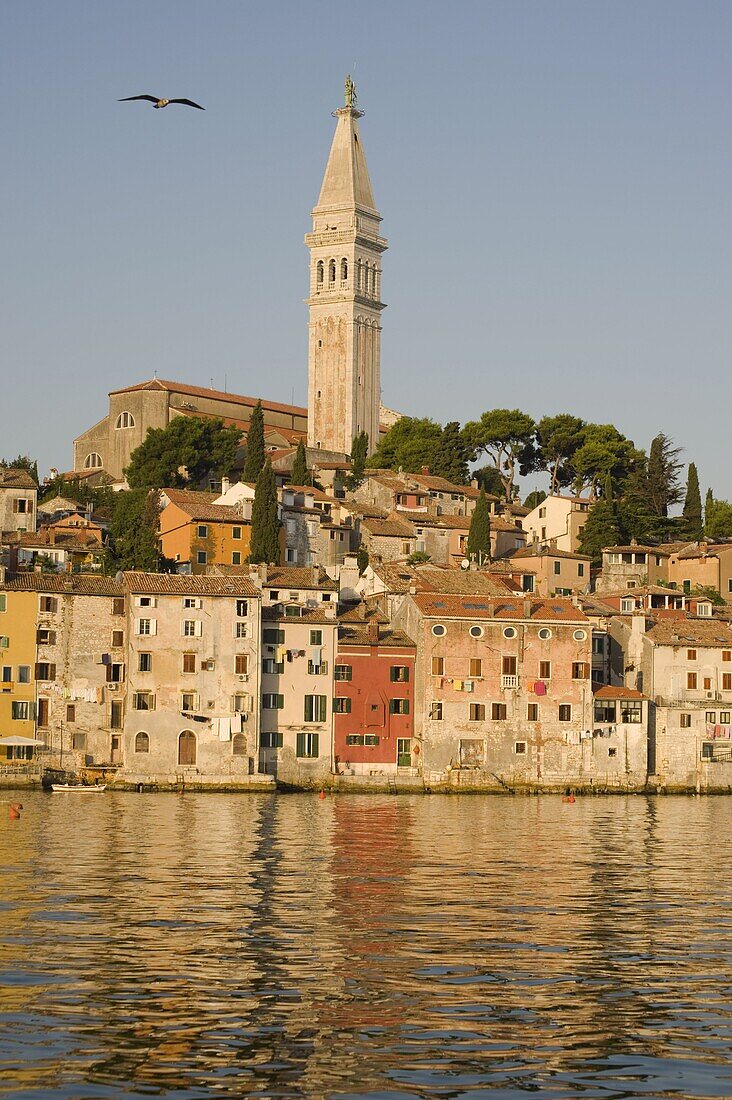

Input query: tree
[406,550,431,565]
[472,466,504,497]
[1,454,39,483]
[524,489,547,511]
[125,417,241,490]
[647,433,683,518]
[291,440,308,486]
[432,422,470,485]
[243,400,266,483]
[682,463,703,541]
[463,409,537,502]
[356,546,369,575]
[466,489,492,563]
[105,489,161,573]
[569,424,639,499]
[705,488,715,536]
[345,431,369,489]
[249,459,280,564]
[535,414,585,494]
[617,456,664,545]
[578,474,622,565]
[367,417,444,474]
[704,496,732,539]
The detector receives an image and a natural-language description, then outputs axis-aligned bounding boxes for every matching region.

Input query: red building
[335,613,416,775]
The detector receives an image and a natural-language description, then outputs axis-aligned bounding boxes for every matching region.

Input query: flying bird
[118,95,205,111]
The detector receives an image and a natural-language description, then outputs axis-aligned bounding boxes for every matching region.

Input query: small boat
[51,783,107,793]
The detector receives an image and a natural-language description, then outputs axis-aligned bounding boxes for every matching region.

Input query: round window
[503,626,517,639]
[432,624,446,637]
[573,629,587,641]
[469,625,484,638]
[538,628,553,640]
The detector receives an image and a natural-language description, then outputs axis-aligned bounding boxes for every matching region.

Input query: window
[263,693,284,709]
[390,666,409,682]
[346,734,364,746]
[17,666,30,684]
[72,731,87,751]
[538,628,552,641]
[297,731,320,757]
[559,704,572,722]
[182,652,196,674]
[553,561,561,575]
[133,692,155,711]
[232,526,242,540]
[197,551,207,565]
[138,652,152,672]
[262,658,284,674]
[619,700,642,723]
[308,660,328,675]
[502,626,517,639]
[539,661,551,680]
[136,596,157,608]
[309,630,323,646]
[707,710,717,724]
[182,620,202,637]
[334,664,352,681]
[40,596,58,613]
[135,732,149,753]
[230,694,249,714]
[112,598,125,616]
[197,525,208,539]
[333,697,351,713]
[527,703,538,721]
[723,674,732,691]
[389,698,409,715]
[0,595,5,613]
[578,563,585,577]
[502,656,517,676]
[573,629,588,641]
[304,695,327,722]
[429,701,443,720]
[680,713,692,728]
[181,692,198,712]
[469,703,485,721]
[621,598,634,613]
[687,672,697,690]
[84,453,103,469]
[469,625,484,639]
[515,741,527,754]
[66,704,76,722]
[469,658,482,678]
[432,624,446,637]
[115,411,135,428]
[36,662,56,681]
[110,700,123,729]
[263,629,285,645]
[37,628,56,645]
[723,651,732,663]
[183,597,202,609]
[364,734,380,746]
[260,732,283,748]
[233,600,248,618]
[285,605,302,618]
[721,711,731,724]
[232,552,242,565]
[235,654,248,675]
[431,656,444,676]
[111,630,124,648]
[491,703,507,720]
[572,663,590,679]
[701,742,715,760]
[11,701,31,720]
[137,619,153,636]
[687,649,697,661]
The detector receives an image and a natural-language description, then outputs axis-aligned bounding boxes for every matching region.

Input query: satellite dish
[460,558,471,570]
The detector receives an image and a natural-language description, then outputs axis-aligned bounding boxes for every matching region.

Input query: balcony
[501,675,519,690]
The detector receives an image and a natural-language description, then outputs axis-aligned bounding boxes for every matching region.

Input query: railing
[501,675,519,690]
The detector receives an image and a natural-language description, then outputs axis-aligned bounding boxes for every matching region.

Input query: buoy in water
[318,789,326,800]
[9,802,23,820]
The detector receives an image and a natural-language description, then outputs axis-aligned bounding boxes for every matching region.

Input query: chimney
[421,466,430,476]
[368,619,380,645]
[221,476,230,495]
[523,597,532,619]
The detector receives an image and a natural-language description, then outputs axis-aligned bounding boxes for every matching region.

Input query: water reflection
[1,793,731,1098]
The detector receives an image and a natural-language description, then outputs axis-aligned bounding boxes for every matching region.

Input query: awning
[0,736,46,747]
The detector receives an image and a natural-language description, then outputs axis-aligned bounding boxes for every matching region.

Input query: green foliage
[243,400,265,483]
[472,466,504,497]
[704,497,732,540]
[291,440,308,486]
[406,550,431,565]
[466,489,492,563]
[367,417,444,474]
[617,455,667,544]
[39,476,117,520]
[647,433,683,517]
[105,489,161,573]
[356,546,369,575]
[250,460,280,564]
[431,421,470,485]
[463,409,537,501]
[0,454,39,483]
[692,584,726,607]
[345,431,369,489]
[570,424,640,499]
[578,474,622,565]
[126,416,241,491]
[535,415,585,494]
[682,463,703,540]
[523,489,547,511]
[705,488,714,535]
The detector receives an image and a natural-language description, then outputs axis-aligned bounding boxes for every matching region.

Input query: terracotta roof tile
[110,378,307,418]
[361,516,415,538]
[594,686,647,700]
[603,545,670,555]
[260,566,338,591]
[162,489,247,523]
[2,574,123,596]
[411,593,588,622]
[0,468,37,489]
[338,624,416,648]
[646,620,732,647]
[123,572,260,597]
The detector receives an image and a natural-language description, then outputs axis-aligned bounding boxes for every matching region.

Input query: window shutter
[149,620,157,636]
[296,732,305,756]
[150,694,156,711]
[50,664,56,681]
[194,621,203,637]
[277,694,284,709]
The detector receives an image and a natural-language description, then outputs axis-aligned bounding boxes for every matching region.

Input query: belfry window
[356,259,362,290]
[328,259,336,283]
[316,260,324,286]
[341,258,348,281]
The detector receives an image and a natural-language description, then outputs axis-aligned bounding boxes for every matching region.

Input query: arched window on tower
[364,262,370,295]
[341,258,348,284]
[84,453,103,469]
[115,411,135,429]
[328,259,336,284]
[316,260,324,290]
[356,259,362,291]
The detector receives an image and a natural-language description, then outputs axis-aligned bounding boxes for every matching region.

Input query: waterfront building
[0,580,38,765]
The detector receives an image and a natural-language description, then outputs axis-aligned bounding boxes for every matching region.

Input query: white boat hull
[51,784,107,792]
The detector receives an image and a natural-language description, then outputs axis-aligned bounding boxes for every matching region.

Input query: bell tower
[306,78,386,456]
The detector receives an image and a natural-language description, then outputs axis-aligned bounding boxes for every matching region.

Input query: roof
[109,378,307,419]
[2,574,123,596]
[281,485,336,502]
[315,104,377,212]
[261,566,338,591]
[410,593,588,623]
[162,489,245,524]
[646,620,732,647]
[0,468,37,490]
[398,511,471,531]
[37,495,86,514]
[16,529,102,551]
[603,545,670,556]
[510,546,591,561]
[594,686,647,700]
[122,572,260,597]
[338,623,416,649]
[262,606,338,625]
[360,516,415,538]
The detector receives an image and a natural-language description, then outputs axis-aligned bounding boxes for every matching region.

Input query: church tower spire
[306,78,386,457]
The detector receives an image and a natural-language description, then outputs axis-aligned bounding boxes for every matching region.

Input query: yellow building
[0,587,39,763]
[159,489,255,573]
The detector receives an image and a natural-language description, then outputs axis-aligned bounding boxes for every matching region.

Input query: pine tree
[243,400,265,483]
[249,459,280,564]
[466,490,492,563]
[682,463,703,541]
[345,431,368,489]
[432,422,470,485]
[705,488,715,536]
[578,474,622,565]
[291,440,308,486]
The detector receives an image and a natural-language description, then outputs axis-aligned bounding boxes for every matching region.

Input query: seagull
[118,95,205,111]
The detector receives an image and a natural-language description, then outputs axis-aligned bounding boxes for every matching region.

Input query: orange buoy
[318,789,326,800]
[562,795,575,804]
[9,802,22,820]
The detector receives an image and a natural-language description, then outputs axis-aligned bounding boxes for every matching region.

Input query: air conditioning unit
[706,691,714,699]
[107,683,119,692]
[238,674,248,682]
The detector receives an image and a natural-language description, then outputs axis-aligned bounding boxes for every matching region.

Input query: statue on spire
[344,74,357,108]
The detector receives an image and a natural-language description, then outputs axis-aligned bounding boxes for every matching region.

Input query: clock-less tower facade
[306,80,387,457]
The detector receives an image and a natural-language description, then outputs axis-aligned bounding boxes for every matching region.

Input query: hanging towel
[231,713,242,733]
[464,681,474,693]
[453,679,463,691]
[534,680,547,696]
[309,646,322,666]
[217,717,232,741]
[276,646,286,664]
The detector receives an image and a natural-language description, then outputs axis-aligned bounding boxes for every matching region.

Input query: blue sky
[2,1,730,498]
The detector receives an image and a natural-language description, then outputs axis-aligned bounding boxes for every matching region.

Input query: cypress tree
[682,463,703,541]
[249,459,280,564]
[466,489,492,563]
[346,431,369,489]
[243,400,265,482]
[432,421,470,485]
[705,488,715,537]
[291,440,308,486]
